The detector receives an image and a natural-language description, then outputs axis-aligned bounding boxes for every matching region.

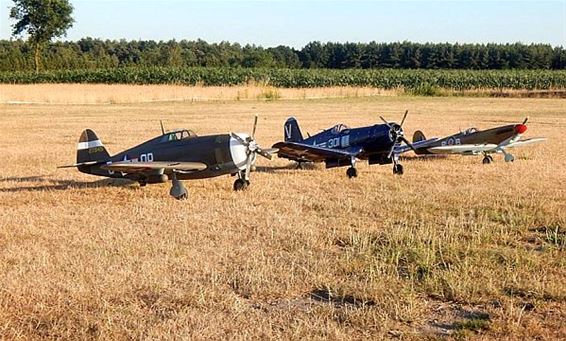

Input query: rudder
[284,117,303,142]
[77,129,110,164]
[413,130,426,143]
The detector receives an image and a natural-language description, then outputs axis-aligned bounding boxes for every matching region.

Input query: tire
[233,179,248,191]
[393,164,404,175]
[482,157,491,164]
[346,167,358,178]
[176,192,188,200]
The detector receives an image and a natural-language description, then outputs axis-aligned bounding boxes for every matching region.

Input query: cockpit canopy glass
[331,124,350,134]
[162,129,198,142]
[464,127,478,135]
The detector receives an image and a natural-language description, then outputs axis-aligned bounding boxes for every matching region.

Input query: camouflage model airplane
[395,117,546,163]
[272,111,416,177]
[59,117,277,199]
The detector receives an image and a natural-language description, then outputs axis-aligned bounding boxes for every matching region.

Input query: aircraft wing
[394,137,440,154]
[101,161,207,173]
[504,137,547,149]
[427,144,498,155]
[272,141,357,162]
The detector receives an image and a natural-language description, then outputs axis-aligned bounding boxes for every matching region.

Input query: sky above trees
[0,1,564,47]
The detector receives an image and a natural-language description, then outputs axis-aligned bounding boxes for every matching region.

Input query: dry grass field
[0,89,564,339]
[0,84,397,104]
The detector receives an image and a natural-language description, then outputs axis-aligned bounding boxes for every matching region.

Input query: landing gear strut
[233,171,250,191]
[392,155,404,175]
[169,173,188,200]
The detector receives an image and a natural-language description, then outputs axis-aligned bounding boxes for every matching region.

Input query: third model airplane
[396,117,546,163]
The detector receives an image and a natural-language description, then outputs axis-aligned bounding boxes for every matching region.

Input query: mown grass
[0,94,564,339]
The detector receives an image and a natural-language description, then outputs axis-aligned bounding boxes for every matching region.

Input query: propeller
[399,109,408,127]
[381,110,416,159]
[522,117,529,125]
[230,115,278,180]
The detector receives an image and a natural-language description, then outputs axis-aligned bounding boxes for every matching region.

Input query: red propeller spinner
[514,124,527,134]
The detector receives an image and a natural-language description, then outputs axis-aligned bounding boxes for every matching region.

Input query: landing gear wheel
[504,154,515,162]
[233,179,248,191]
[482,156,492,164]
[346,167,358,178]
[296,162,304,170]
[393,163,404,175]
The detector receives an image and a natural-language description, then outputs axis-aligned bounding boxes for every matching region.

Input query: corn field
[1,67,565,90]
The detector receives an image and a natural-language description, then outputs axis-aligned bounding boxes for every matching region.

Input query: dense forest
[0,39,564,72]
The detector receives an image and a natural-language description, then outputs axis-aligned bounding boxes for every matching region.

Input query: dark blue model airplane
[272,111,416,177]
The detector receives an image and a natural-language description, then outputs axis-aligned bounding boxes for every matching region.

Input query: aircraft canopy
[331,124,350,134]
[162,129,198,142]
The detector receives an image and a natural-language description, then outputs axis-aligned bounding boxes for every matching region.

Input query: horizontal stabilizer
[395,137,439,154]
[57,160,103,169]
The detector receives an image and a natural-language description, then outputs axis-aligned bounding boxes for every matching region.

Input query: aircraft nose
[229,133,250,169]
[388,123,403,141]
[514,124,527,134]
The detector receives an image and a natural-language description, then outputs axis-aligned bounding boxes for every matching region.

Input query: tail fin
[284,117,304,142]
[413,130,426,143]
[77,129,110,164]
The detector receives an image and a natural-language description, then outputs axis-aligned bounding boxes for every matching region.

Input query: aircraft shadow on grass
[254,162,319,173]
[0,176,135,193]
[398,154,450,161]
[255,155,448,173]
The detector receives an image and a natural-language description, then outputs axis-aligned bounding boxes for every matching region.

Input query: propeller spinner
[381,110,417,159]
[230,115,278,182]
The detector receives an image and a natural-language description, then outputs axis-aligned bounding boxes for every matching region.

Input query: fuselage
[302,123,398,159]
[80,132,249,181]
[415,123,526,155]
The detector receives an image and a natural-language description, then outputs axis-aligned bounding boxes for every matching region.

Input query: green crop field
[1,67,565,90]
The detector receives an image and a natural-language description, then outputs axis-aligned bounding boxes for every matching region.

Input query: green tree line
[1,39,564,72]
